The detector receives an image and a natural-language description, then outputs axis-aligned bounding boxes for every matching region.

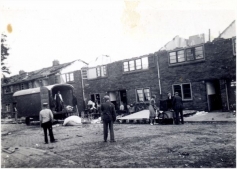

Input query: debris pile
[63,116,82,126]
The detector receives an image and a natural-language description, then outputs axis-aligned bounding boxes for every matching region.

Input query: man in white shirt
[39,103,57,144]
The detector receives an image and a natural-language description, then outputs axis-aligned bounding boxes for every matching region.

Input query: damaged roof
[1,61,73,86]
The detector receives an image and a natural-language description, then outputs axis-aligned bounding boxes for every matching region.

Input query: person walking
[172,92,184,124]
[100,95,116,142]
[149,95,157,125]
[39,103,57,144]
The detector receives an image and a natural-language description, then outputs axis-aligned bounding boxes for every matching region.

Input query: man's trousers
[103,120,115,141]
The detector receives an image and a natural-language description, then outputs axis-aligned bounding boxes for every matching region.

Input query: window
[4,86,13,94]
[123,62,129,72]
[172,83,192,100]
[233,37,236,56]
[87,65,107,79]
[96,67,101,77]
[81,69,88,79]
[20,83,24,90]
[123,57,149,72]
[135,59,142,69]
[136,88,151,102]
[129,61,135,71]
[6,104,10,112]
[169,45,204,64]
[102,66,107,76]
[65,72,74,82]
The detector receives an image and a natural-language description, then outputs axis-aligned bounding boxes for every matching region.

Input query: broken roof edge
[218,20,236,38]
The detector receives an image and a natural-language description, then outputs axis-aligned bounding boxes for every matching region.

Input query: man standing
[172,92,184,124]
[39,103,57,144]
[54,91,63,112]
[100,95,116,142]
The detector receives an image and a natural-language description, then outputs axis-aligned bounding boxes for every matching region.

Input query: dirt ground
[1,122,236,168]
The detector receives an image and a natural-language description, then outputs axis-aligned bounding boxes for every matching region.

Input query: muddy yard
[1,122,236,168]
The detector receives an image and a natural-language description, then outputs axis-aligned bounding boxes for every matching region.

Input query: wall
[83,54,160,106]
[157,38,236,111]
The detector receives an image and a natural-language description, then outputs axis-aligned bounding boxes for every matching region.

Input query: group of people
[149,92,184,125]
[39,92,184,144]
[39,95,116,144]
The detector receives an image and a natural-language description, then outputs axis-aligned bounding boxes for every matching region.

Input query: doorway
[206,80,222,111]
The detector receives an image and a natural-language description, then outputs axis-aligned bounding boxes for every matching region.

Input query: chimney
[53,60,60,66]
[19,70,26,75]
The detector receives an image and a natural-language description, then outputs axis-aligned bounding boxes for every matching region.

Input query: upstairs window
[20,83,24,90]
[172,83,192,100]
[87,65,107,79]
[4,86,13,94]
[96,67,101,77]
[81,69,88,79]
[169,45,204,64]
[65,72,74,82]
[123,57,149,72]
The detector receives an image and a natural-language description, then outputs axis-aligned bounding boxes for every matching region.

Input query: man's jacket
[172,95,183,110]
[101,101,116,122]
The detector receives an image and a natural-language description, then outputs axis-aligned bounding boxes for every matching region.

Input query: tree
[1,34,11,79]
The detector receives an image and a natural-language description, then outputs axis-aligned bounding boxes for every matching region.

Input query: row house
[156,37,236,111]
[81,36,236,112]
[1,60,87,116]
[81,55,160,110]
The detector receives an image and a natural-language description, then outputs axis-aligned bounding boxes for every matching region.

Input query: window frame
[81,68,88,79]
[123,56,149,72]
[20,83,24,90]
[4,86,13,94]
[169,45,205,65]
[135,87,151,102]
[172,83,193,101]
[65,72,74,82]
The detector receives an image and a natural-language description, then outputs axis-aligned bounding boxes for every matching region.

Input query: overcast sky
[1,0,236,76]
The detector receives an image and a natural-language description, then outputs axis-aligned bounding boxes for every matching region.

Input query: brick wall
[83,54,160,106]
[157,38,236,111]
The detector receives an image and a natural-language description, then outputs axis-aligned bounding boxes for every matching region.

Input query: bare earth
[1,122,236,168]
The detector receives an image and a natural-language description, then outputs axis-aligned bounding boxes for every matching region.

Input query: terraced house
[1,60,87,117]
[1,21,236,118]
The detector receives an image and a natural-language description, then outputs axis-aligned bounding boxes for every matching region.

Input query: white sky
[1,0,236,76]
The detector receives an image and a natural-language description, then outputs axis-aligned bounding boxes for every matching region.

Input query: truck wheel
[25,117,30,125]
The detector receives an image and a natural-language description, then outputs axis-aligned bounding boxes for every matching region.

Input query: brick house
[81,54,160,110]
[156,37,236,111]
[1,60,87,117]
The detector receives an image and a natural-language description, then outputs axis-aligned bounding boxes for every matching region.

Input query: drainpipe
[225,80,230,111]
[156,52,162,99]
[81,73,86,109]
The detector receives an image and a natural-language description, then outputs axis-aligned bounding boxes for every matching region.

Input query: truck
[13,84,76,125]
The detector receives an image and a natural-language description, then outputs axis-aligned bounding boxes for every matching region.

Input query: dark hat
[103,95,110,100]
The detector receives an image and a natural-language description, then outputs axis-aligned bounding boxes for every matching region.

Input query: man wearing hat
[100,95,116,142]
[39,103,57,144]
[172,92,184,124]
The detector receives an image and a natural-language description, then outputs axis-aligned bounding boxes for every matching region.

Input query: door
[206,80,222,111]
[120,90,127,110]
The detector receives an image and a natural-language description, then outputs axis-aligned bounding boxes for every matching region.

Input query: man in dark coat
[54,91,63,112]
[100,95,116,142]
[172,92,184,124]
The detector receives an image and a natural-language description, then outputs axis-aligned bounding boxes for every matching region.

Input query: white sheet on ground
[63,116,82,126]
[91,117,102,124]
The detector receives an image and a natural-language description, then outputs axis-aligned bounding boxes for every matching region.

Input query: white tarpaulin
[63,116,82,126]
